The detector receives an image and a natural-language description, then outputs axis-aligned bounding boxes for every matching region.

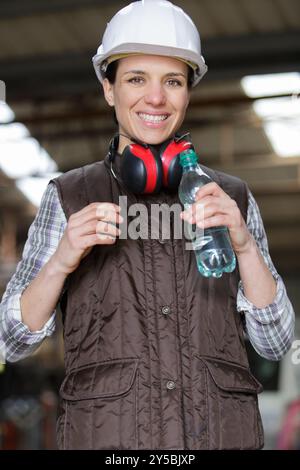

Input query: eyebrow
[123,70,187,78]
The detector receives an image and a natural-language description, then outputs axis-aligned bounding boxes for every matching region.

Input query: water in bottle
[178,149,236,278]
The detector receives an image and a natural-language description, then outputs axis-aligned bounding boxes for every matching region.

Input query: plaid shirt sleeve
[0,182,67,363]
[1,181,295,364]
[237,189,295,361]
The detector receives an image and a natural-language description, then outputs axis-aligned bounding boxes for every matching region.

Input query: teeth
[138,113,168,123]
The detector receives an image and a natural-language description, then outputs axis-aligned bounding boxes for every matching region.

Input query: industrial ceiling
[0,0,300,285]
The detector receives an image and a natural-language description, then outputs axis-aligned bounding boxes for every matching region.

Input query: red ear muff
[160,139,193,190]
[113,133,194,194]
[120,143,163,194]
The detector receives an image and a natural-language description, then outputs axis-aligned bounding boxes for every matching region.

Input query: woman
[0,0,295,450]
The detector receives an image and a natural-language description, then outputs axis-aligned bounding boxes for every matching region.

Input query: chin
[137,130,175,145]
[144,137,168,145]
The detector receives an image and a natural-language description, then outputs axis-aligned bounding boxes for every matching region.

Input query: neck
[118,133,133,154]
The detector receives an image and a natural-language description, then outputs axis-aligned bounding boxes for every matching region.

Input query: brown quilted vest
[51,153,264,450]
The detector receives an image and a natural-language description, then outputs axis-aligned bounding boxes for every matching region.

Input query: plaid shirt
[0,181,295,363]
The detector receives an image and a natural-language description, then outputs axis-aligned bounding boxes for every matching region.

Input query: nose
[144,81,166,107]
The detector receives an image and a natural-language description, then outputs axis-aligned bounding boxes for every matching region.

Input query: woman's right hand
[52,202,123,274]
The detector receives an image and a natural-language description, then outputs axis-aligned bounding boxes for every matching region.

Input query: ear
[102,78,115,107]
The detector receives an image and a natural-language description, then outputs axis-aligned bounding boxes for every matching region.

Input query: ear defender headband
[108,133,194,194]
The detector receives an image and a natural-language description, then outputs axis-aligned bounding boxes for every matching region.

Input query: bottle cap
[179,149,198,167]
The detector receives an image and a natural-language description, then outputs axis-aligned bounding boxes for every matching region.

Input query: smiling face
[102,55,191,153]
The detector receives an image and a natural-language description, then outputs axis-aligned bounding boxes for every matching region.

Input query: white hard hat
[92,0,207,87]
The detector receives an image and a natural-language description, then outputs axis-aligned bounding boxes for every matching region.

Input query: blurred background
[0,0,300,450]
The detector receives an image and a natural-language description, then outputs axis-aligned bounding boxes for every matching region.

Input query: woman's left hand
[180,181,253,255]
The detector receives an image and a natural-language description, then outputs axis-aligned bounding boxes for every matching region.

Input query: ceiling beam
[2,30,300,102]
[0,0,126,18]
[205,29,300,79]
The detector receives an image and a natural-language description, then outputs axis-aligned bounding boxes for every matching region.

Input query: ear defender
[159,138,194,191]
[121,143,163,194]
[114,134,194,194]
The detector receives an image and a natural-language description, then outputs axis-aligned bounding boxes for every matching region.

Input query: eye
[127,76,144,85]
[166,79,183,87]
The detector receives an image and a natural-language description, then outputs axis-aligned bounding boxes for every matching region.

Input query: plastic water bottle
[178,149,236,278]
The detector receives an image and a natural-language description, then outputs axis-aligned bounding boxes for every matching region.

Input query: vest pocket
[58,358,139,449]
[196,355,264,449]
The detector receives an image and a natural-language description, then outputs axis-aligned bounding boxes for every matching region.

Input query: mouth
[137,112,170,125]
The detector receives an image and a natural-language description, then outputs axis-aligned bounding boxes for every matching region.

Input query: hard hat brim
[92,43,208,87]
